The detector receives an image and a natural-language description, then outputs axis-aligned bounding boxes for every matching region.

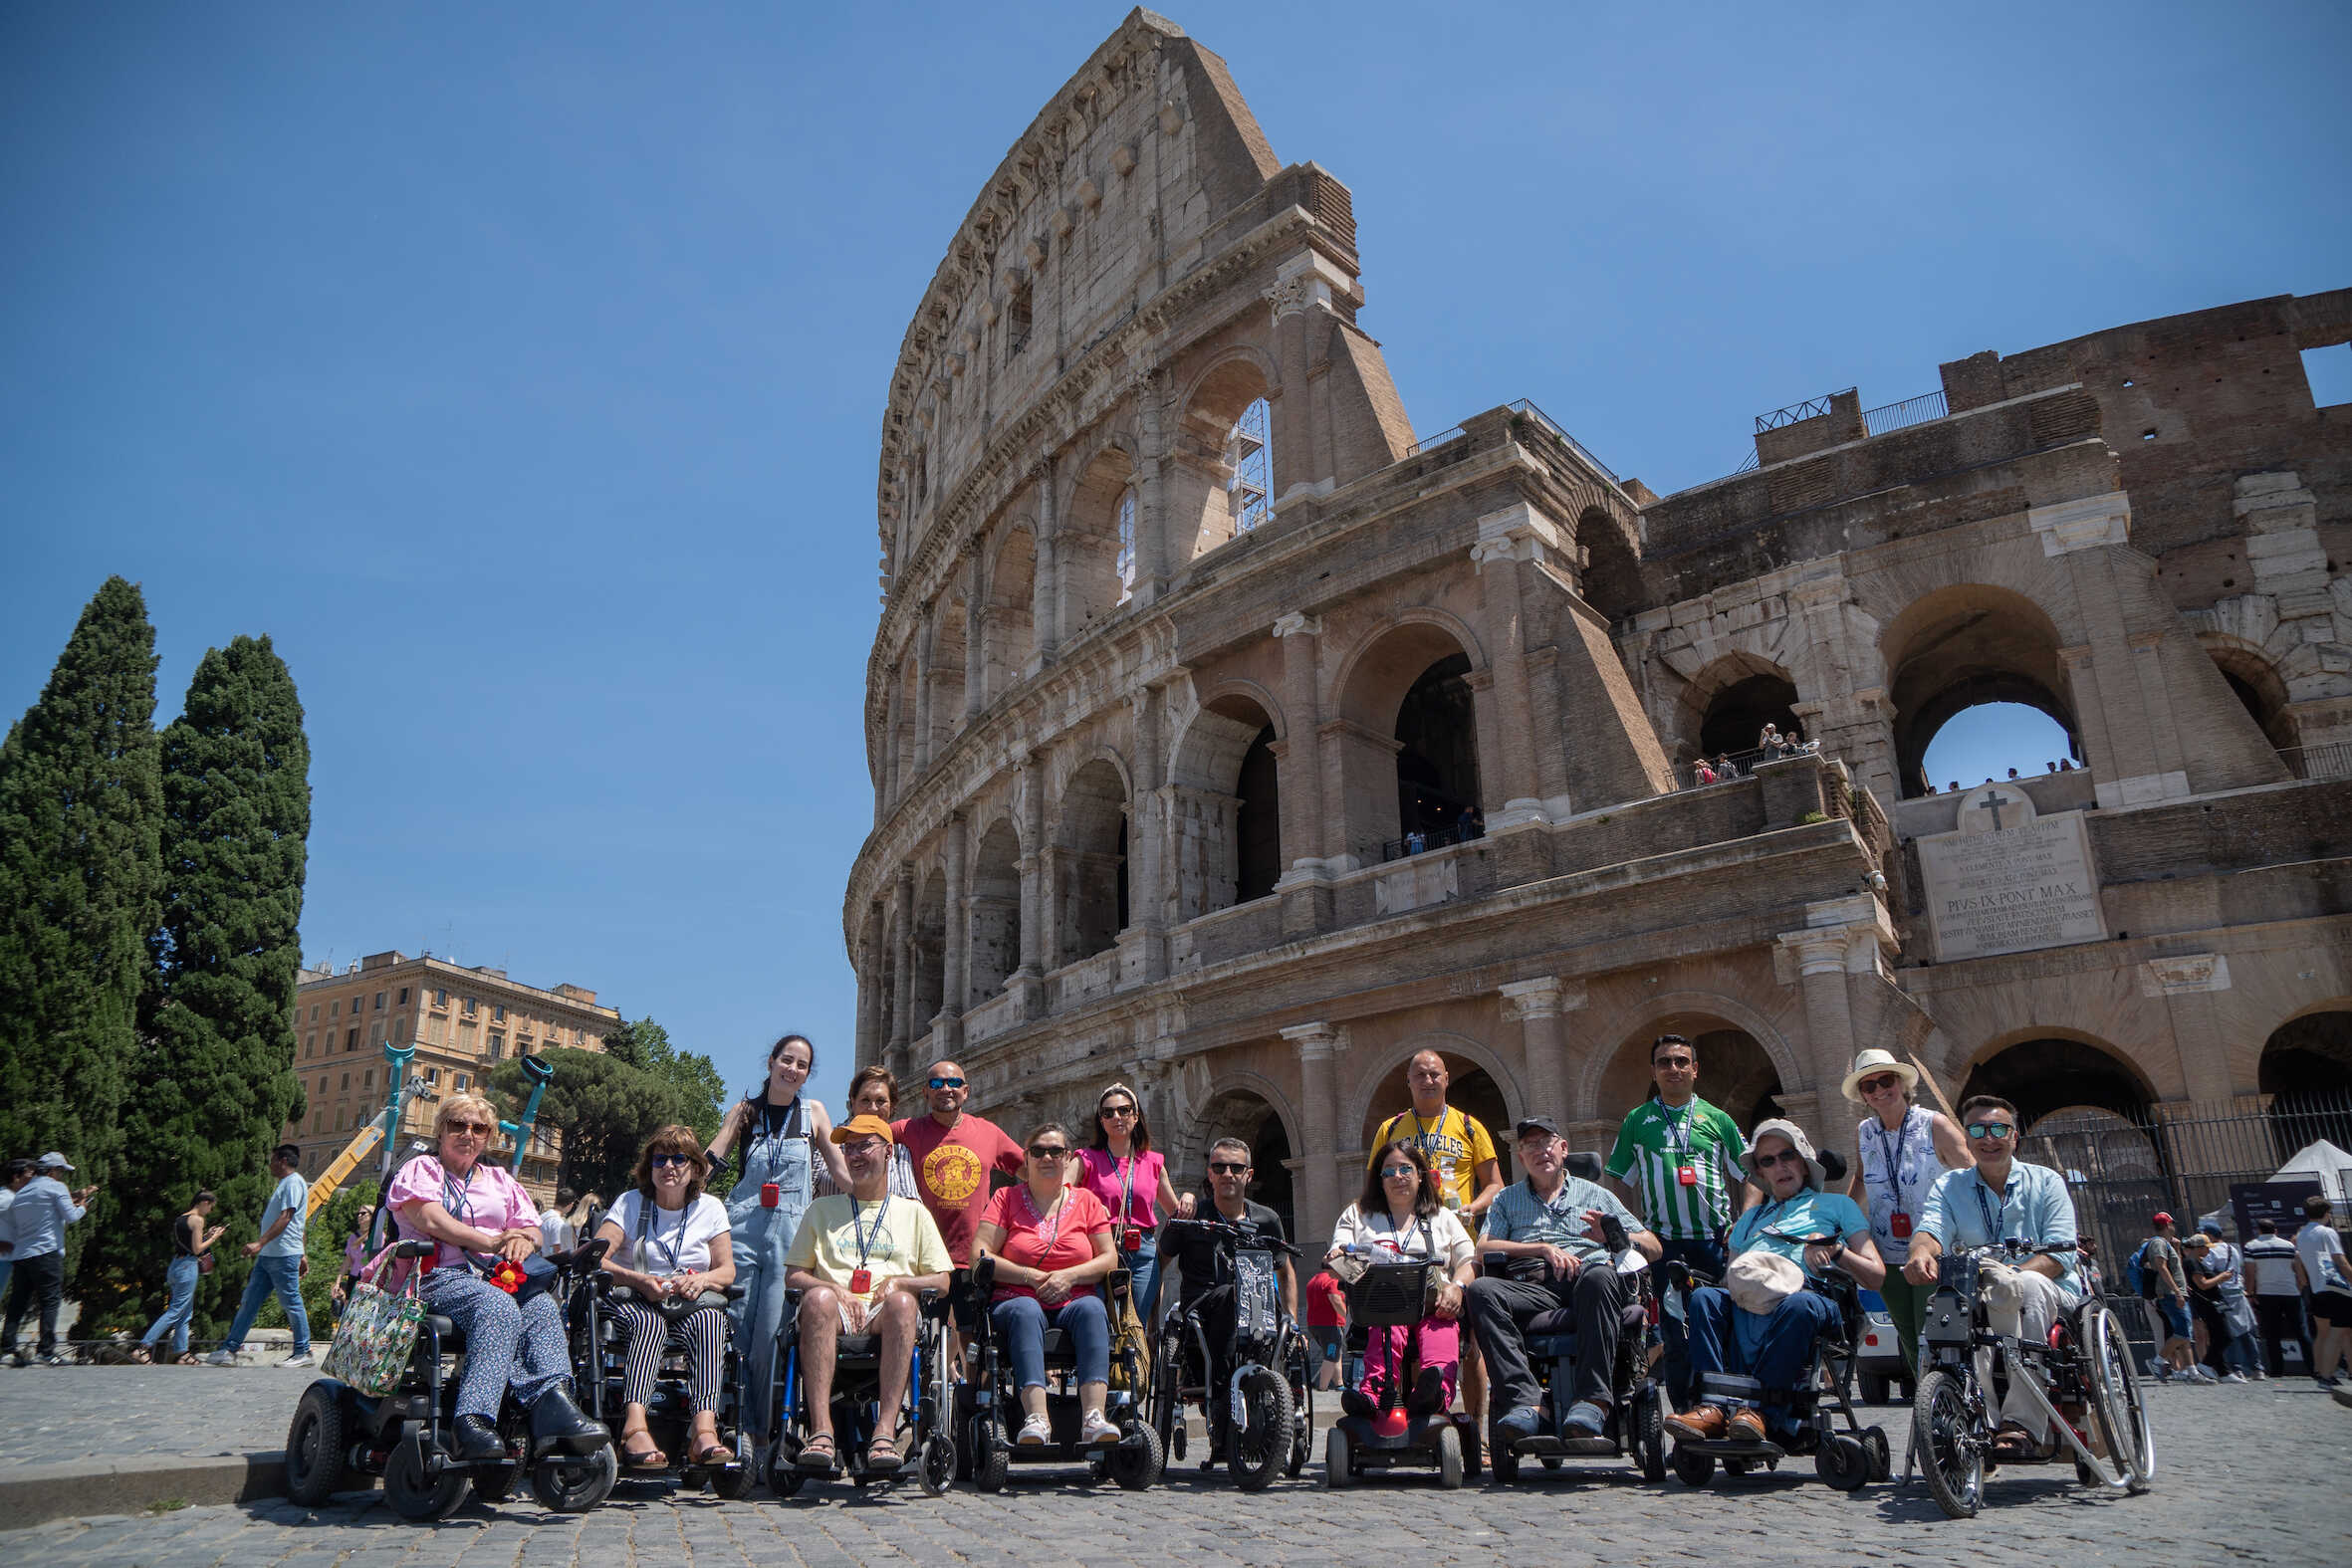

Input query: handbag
[321,1245,426,1396]
[197,1251,217,1276]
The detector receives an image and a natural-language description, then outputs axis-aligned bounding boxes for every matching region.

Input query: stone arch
[1174,1074,1301,1239]
[928,594,970,752]
[984,524,1038,704]
[911,864,948,1029]
[1169,687,1284,920]
[1676,650,1802,764]
[1055,755,1129,965]
[1576,506,1645,625]
[1879,583,2080,798]
[1571,991,1806,1125]
[966,815,1024,1008]
[1343,1031,1527,1157]
[1170,348,1278,561]
[1957,1030,2157,1130]
[1582,1009,1791,1137]
[2200,633,2301,762]
[1063,443,1137,636]
[1333,615,1489,859]
[892,654,919,800]
[2258,1007,2352,1155]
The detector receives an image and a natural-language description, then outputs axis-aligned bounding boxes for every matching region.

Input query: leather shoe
[450,1415,505,1461]
[1408,1367,1449,1417]
[1664,1404,1727,1441]
[1340,1388,1378,1421]
[1727,1408,1766,1442]
[530,1382,607,1456]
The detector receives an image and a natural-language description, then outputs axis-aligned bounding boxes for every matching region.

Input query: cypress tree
[0,577,163,1277]
[90,636,311,1332]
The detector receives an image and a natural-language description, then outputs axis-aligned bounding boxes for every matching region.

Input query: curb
[0,1453,286,1533]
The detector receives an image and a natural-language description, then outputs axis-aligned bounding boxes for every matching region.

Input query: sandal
[797,1433,839,1472]
[864,1434,903,1472]
[127,1346,151,1365]
[1989,1422,2039,1459]
[689,1438,732,1466]
[620,1434,667,1470]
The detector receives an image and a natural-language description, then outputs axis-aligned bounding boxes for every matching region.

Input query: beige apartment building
[285,950,618,1199]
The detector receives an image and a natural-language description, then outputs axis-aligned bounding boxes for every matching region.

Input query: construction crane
[306,1042,420,1220]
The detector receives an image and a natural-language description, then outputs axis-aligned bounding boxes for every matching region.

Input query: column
[1032,460,1060,665]
[881,673,903,808]
[1131,682,1169,981]
[1280,1021,1343,1251]
[1012,751,1049,1019]
[852,947,877,1067]
[1500,977,1581,1123]
[1271,612,1333,936]
[940,812,968,1038]
[912,608,937,775]
[2143,955,2237,1103]
[1469,527,1542,821]
[889,865,916,1074]
[964,548,988,720]
[1133,367,1169,604]
[1775,895,1895,1158]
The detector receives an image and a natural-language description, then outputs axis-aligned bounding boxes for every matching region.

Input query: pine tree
[0,577,163,1278]
[88,636,311,1332]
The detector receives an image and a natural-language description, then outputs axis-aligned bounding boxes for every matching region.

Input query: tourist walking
[204,1144,314,1368]
[2,1152,99,1367]
[133,1191,223,1363]
[2137,1212,2199,1381]
[0,1158,36,1312]
[2242,1218,2311,1378]
[1842,1046,1968,1379]
[2293,1195,2352,1387]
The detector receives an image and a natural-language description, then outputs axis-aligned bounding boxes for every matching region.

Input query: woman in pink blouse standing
[1066,1082,1193,1326]
[385,1094,606,1461]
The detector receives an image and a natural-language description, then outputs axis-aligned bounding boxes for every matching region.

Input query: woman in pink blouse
[1066,1082,1192,1324]
[385,1094,605,1461]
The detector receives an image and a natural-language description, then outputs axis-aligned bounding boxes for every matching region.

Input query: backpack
[2128,1238,2161,1298]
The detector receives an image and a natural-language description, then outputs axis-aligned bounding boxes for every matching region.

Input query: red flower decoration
[489,1259,526,1294]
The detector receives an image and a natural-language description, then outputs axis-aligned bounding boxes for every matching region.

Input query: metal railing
[1380,818,1486,863]
[1403,399,1620,485]
[1678,740,1822,788]
[2279,742,2352,782]
[1756,389,1850,432]
[1862,388,1949,436]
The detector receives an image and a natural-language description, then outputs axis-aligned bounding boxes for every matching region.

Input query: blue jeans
[991,1293,1109,1389]
[1120,1231,1163,1325]
[1658,1234,1728,1405]
[1685,1284,1841,1436]
[142,1257,202,1355]
[222,1253,310,1355]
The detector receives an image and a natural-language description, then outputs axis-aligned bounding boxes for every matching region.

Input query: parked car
[1854,1287,1910,1406]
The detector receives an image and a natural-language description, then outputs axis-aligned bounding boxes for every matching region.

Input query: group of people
[1689,723,1821,787]
[2137,1200,2352,1389]
[0,1152,100,1366]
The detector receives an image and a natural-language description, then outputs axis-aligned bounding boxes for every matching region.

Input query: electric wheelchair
[572,1265,753,1497]
[956,1256,1163,1490]
[1147,1216,1313,1490]
[764,1280,958,1498]
[284,1239,618,1519]
[1322,1255,1481,1488]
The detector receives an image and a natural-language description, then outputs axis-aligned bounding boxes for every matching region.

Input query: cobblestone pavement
[0,1365,319,1465]
[5,1382,2347,1567]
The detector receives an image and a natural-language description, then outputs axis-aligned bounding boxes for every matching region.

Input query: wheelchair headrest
[1564,1151,1604,1184]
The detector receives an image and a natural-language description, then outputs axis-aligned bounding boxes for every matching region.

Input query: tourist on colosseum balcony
[1692,759,1716,787]
[975,1121,1122,1448]
[1841,1047,1967,1379]
[1069,1081,1192,1326]
[1326,1140,1475,1421]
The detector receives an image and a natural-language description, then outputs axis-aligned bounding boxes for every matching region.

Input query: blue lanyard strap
[646,1198,691,1273]
[1871,1111,1918,1194]
[1659,1103,1694,1162]
[850,1196,887,1270]
[1972,1175,2007,1241]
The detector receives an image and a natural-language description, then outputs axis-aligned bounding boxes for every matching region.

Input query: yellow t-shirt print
[923,1141,985,1208]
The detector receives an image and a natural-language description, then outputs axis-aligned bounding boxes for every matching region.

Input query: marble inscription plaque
[1916,807,2107,962]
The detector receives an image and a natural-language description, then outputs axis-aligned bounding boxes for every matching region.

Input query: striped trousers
[611,1293,728,1414]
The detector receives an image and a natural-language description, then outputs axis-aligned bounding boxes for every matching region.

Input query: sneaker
[2222,1371,2248,1384]
[1080,1411,1121,1447]
[1562,1400,1608,1439]
[278,1351,315,1369]
[2146,1360,2170,1382]
[1016,1413,1052,1447]
[1493,1403,1543,1441]
[38,1352,73,1367]
[204,1349,238,1367]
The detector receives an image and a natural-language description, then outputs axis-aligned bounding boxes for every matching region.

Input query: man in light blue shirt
[1904,1093,2080,1453]
[207,1144,315,1368]
[2,1153,97,1366]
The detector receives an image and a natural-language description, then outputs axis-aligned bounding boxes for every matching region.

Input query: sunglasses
[651,1152,695,1168]
[447,1120,493,1136]
[1857,1074,1904,1095]
[1966,1122,2016,1140]
[929,1076,966,1090]
[1210,1162,1250,1176]
[1754,1150,1805,1169]
[1378,1164,1418,1180]
[1099,1104,1136,1119]
[1029,1145,1068,1160]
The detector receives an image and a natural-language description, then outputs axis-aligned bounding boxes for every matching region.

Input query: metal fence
[1861,388,1950,437]
[1379,818,1486,863]
[2279,742,2352,782]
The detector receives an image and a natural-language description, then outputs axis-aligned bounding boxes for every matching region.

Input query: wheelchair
[284,1239,619,1519]
[1477,1247,1667,1484]
[572,1267,752,1497]
[765,1279,957,1498]
[955,1257,1164,1490]
[1910,1240,2155,1519]
[1322,1256,1480,1489]
[1147,1217,1313,1490]
[1658,1251,1891,1492]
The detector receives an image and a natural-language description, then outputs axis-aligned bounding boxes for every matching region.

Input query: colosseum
[844,9,2352,1255]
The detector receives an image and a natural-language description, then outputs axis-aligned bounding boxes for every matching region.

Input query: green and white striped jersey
[1603,1095,1745,1240]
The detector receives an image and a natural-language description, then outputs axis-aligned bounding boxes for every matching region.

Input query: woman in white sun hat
[1840,1047,1968,1381]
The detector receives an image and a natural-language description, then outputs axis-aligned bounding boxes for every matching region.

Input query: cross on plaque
[1974,787,2023,831]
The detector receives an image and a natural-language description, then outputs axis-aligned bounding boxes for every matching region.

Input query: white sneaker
[2222,1371,2247,1384]
[204,1349,238,1367]
[279,1352,315,1369]
[1081,1411,1121,1447]
[1016,1413,1052,1447]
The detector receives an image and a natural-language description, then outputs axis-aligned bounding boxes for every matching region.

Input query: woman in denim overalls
[706,1034,847,1437]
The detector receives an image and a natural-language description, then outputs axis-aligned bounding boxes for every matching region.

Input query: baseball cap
[1514,1116,1562,1140]
[37,1151,73,1171]
[2150,1211,2173,1227]
[2198,1220,2223,1237]
[829,1113,895,1146]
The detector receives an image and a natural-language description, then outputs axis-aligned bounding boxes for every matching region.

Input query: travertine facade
[844,10,2352,1245]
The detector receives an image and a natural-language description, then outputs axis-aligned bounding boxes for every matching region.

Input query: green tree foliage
[0,577,162,1275]
[600,1015,726,1132]
[490,1043,714,1202]
[88,637,311,1333]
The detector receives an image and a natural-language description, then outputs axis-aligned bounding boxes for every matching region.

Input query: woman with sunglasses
[1325,1140,1476,1419]
[973,1121,1122,1448]
[594,1126,736,1469]
[1068,1082,1193,1325]
[706,1032,847,1440]
[1838,1047,1968,1381]
[384,1094,603,1460]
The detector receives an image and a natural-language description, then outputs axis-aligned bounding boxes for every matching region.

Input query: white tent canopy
[2273,1138,2352,1202]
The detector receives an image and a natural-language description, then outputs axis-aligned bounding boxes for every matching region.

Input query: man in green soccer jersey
[1604,1033,1758,1405]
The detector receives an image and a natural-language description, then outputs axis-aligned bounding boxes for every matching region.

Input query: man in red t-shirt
[892,1058,1024,1267]
[1305,1268,1348,1391]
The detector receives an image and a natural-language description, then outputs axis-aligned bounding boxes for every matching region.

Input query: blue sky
[4,4,2347,1114]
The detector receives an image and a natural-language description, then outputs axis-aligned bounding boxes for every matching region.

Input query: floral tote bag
[321,1245,425,1396]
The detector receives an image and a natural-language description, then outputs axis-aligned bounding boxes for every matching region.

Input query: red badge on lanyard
[848,1267,872,1296]
[1890,1212,1913,1239]
[1121,1228,1141,1252]
[1677,1165,1700,1187]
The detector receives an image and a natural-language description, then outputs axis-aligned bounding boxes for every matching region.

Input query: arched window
[1228,397,1271,532]
[1115,489,1137,603]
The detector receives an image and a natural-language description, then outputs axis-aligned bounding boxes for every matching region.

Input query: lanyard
[1533,1178,1586,1236]
[752,1096,806,1164]
[1871,1110,1918,1194]
[1658,1102,1695,1163]
[850,1196,889,1272]
[644,1196,692,1274]
[1115,1153,1136,1228]
[1372,1210,1436,1259]
[1021,1186,1068,1249]
[1971,1174,2010,1242]
[442,1165,477,1225]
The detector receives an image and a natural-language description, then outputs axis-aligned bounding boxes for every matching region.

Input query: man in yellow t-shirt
[1367,1050,1504,1417]
[783,1115,953,1473]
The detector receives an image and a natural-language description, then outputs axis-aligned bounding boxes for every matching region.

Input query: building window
[463,997,477,1016]
[488,1032,505,1061]
[434,989,448,1008]
[310,1004,320,1022]
[454,1073,470,1091]
[373,992,385,1010]
[1007,279,1033,357]
[397,987,409,1005]
[346,1028,358,1051]
[312,1111,324,1135]
[425,1067,440,1086]
[362,1068,373,1089]
[318,1075,329,1096]
[1115,488,1136,603]
[493,1005,506,1023]
[340,1072,350,1091]
[1228,397,1271,532]
[426,1017,445,1045]
[329,1000,340,1017]
[335,1107,347,1132]
[303,1035,315,1058]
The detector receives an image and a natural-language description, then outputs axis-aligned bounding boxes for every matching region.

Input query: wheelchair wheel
[2081,1305,2155,1493]
[1671,1444,1714,1487]
[709,1460,753,1500]
[1915,1369,1984,1520]
[531,1447,616,1512]
[284,1384,353,1505]
[1436,1424,1465,1489]
[1635,1396,1667,1484]
[1489,1438,1521,1484]
[1322,1426,1352,1489]
[384,1432,470,1520]
[971,1415,1009,1493]
[1226,1368,1294,1492]
[1105,1421,1163,1491]
[1814,1433,1869,1493]
[917,1433,956,1498]
[1861,1426,1890,1482]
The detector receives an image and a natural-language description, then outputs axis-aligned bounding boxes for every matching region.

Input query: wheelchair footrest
[1679,1438,1786,1460]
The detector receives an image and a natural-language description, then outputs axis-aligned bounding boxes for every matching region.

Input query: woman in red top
[974,1121,1119,1448]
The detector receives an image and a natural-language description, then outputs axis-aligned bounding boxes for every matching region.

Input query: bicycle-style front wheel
[2080,1305,2155,1492]
[1914,1368,1984,1519]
